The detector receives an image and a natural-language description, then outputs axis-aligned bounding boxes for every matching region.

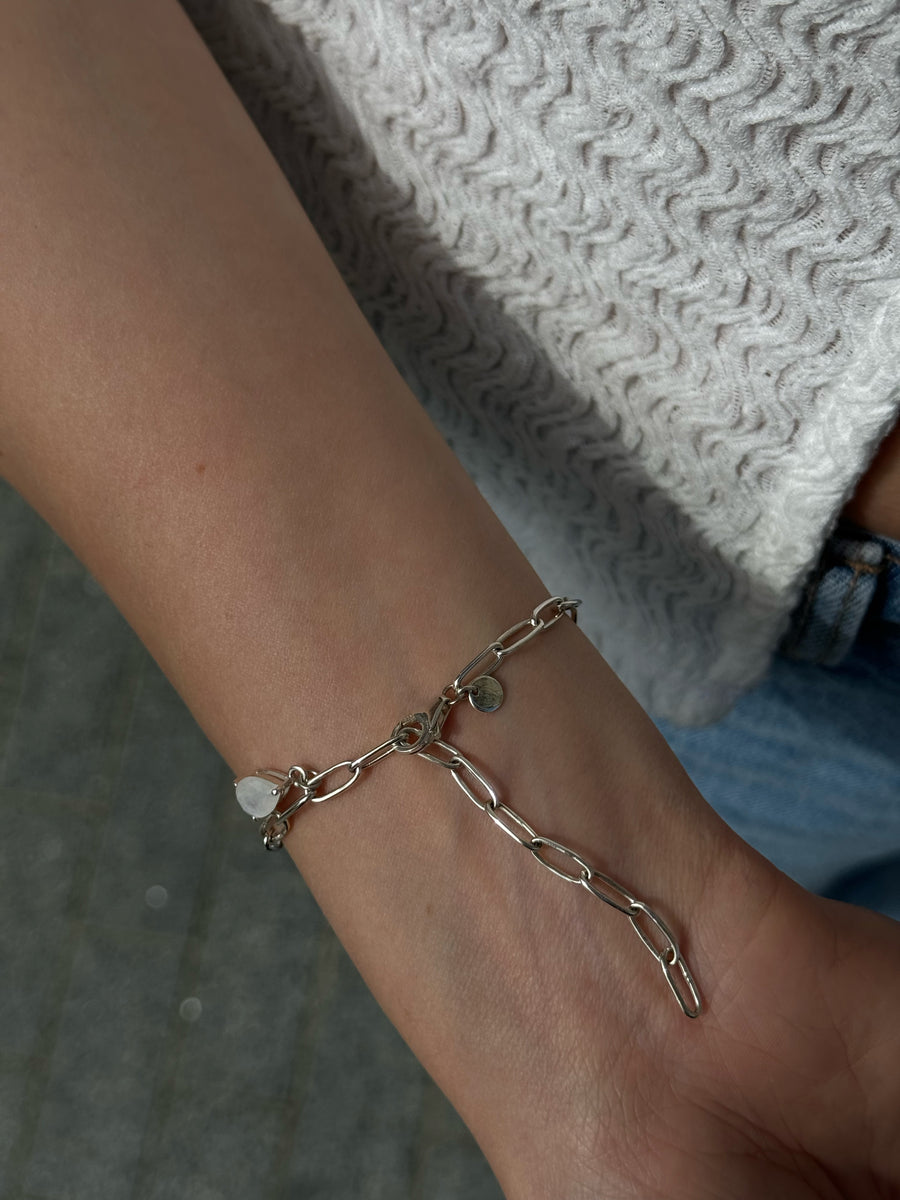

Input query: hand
[642,876,900,1200]
[501,855,900,1200]
[289,620,900,1200]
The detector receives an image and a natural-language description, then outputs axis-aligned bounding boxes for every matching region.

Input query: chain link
[485,801,539,846]
[418,739,500,810]
[493,617,544,658]
[451,643,504,695]
[350,736,401,773]
[235,595,703,1018]
[528,837,594,884]
[661,946,703,1018]
[581,869,637,914]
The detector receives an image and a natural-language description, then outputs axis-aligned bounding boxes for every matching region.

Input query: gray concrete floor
[0,480,504,1199]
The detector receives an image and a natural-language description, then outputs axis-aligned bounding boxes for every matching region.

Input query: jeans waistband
[780,520,900,666]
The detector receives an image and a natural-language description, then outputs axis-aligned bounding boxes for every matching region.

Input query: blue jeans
[655,520,900,920]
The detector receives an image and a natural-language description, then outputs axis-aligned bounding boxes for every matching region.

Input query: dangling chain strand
[233,596,703,1019]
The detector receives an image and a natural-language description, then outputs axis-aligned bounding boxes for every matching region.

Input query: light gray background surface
[0,480,504,1199]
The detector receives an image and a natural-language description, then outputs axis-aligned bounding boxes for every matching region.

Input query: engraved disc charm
[467,675,504,713]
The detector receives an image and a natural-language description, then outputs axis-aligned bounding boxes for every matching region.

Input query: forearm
[0,0,488,725]
[0,2,766,1193]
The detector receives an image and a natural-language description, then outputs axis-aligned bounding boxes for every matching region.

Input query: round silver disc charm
[467,674,504,713]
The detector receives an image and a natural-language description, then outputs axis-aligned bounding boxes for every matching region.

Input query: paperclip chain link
[233,596,703,1018]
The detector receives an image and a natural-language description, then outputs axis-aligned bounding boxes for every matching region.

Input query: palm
[624,878,900,1199]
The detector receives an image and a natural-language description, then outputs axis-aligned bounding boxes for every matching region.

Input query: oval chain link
[661,948,703,1019]
[418,739,499,810]
[485,801,539,846]
[581,869,637,915]
[236,596,702,1017]
[528,837,593,884]
[451,643,504,695]
[303,760,362,803]
[350,736,402,773]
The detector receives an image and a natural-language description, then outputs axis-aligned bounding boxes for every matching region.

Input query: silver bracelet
[233,596,702,1019]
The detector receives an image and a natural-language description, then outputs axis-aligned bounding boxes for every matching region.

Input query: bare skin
[0,2,898,1196]
[843,420,900,540]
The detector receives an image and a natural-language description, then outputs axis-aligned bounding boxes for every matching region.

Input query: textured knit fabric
[179,0,900,724]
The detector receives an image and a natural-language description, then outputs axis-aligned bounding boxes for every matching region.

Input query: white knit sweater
[181,0,900,724]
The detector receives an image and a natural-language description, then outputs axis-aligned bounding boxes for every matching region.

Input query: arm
[843,419,900,539]
[2,2,899,1195]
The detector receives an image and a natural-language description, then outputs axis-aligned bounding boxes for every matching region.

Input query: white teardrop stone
[235,775,279,818]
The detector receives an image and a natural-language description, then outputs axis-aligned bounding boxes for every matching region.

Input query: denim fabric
[780,522,900,665]
[655,520,900,920]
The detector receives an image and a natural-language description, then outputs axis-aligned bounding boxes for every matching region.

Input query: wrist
[275,603,768,1196]
[425,619,764,1195]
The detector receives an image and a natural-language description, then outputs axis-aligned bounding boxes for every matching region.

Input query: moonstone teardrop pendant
[234,774,282,819]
